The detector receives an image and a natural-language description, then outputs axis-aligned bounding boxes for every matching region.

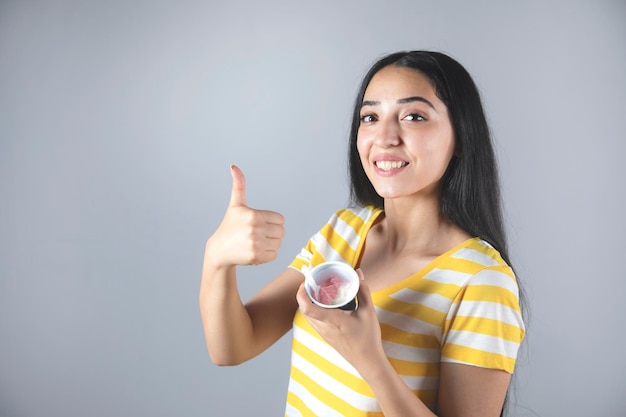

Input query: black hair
[348,51,526,416]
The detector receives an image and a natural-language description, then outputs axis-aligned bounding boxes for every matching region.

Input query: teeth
[375,160,407,171]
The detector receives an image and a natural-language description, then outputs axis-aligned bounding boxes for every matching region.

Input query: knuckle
[244,228,257,241]
[249,250,261,264]
[237,207,256,225]
[248,243,267,265]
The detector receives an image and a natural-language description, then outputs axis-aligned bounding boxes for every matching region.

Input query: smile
[374,160,408,171]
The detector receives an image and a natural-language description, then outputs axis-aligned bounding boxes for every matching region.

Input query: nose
[374,118,401,148]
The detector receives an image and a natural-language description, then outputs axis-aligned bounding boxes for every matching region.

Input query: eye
[403,113,426,122]
[360,114,377,123]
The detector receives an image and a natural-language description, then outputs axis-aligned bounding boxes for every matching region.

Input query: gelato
[317,274,354,305]
[302,261,359,310]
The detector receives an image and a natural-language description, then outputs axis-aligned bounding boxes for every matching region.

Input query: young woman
[200,50,526,417]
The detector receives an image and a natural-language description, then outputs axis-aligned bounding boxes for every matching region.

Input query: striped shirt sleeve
[289,207,377,271]
[440,266,525,373]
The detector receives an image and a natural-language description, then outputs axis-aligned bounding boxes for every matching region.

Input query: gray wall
[1,1,625,416]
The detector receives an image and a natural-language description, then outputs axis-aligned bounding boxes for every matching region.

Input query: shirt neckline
[354,206,479,296]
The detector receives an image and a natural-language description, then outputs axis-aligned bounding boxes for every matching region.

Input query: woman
[200,50,526,416]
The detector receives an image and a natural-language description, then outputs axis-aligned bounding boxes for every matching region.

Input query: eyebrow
[362,96,436,110]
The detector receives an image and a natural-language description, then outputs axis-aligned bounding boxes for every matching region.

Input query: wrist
[353,345,393,383]
[203,236,232,270]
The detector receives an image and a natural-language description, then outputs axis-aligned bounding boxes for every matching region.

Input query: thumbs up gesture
[205,165,286,268]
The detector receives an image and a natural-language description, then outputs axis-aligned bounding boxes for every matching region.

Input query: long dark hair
[348,50,525,416]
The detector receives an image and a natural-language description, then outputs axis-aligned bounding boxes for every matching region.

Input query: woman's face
[357,65,455,201]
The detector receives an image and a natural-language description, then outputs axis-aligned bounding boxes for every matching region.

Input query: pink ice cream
[317,274,351,305]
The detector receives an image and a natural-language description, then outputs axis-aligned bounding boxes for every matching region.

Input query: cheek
[442,138,456,162]
[423,132,455,159]
[356,135,369,161]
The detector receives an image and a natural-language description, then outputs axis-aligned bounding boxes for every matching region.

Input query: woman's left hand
[295,269,385,369]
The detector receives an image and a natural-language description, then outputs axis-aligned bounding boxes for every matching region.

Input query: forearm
[199,251,256,366]
[362,357,511,417]
[358,355,437,417]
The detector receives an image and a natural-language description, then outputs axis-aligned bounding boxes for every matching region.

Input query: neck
[380,195,465,254]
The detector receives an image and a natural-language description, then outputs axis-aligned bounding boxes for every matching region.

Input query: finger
[355,268,374,309]
[263,223,286,239]
[296,282,349,322]
[255,249,280,265]
[263,237,284,252]
[229,164,247,207]
[356,268,365,281]
[257,209,286,226]
[295,282,311,310]
[295,283,325,317]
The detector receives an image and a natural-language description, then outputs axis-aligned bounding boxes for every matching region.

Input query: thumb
[229,164,247,207]
[355,268,373,307]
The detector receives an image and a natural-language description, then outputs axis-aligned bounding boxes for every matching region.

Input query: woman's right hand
[204,165,286,269]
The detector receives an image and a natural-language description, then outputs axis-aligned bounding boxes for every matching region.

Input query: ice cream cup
[302,261,359,311]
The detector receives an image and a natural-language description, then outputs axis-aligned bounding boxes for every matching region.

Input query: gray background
[1,0,625,416]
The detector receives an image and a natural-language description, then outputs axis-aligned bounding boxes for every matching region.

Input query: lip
[371,154,409,176]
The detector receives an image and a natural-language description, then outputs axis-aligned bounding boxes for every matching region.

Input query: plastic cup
[303,261,359,311]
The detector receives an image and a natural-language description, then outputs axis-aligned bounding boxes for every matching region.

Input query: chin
[373,186,437,202]
[371,187,405,200]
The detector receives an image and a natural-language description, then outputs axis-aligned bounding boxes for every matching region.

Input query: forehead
[363,65,438,101]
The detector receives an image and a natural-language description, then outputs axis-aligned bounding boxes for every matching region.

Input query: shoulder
[445,238,520,298]
[290,206,383,267]
[320,205,384,241]
[328,205,382,225]
[315,205,382,242]
[454,238,511,270]
[446,238,512,276]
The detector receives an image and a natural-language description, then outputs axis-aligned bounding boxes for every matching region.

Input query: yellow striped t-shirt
[285,206,525,416]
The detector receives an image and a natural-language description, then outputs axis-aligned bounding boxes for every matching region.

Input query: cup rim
[304,261,359,308]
